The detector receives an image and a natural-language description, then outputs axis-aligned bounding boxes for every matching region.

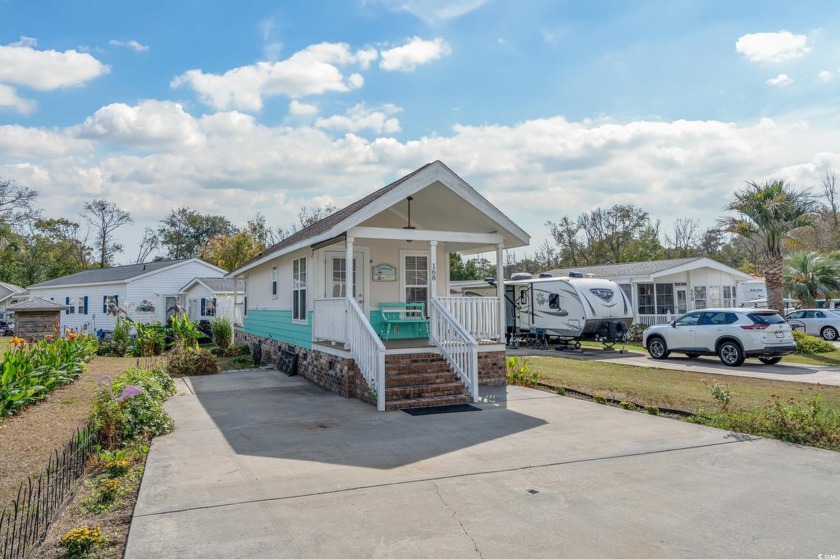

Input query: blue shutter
[200,298,206,316]
[65,296,70,315]
[103,296,108,314]
[83,296,88,315]
[114,295,119,308]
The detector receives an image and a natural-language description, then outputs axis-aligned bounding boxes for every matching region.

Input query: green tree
[720,180,818,313]
[199,231,262,271]
[158,207,235,259]
[783,251,840,306]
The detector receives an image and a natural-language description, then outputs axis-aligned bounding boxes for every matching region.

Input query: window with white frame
[201,297,217,317]
[66,297,75,314]
[693,286,707,309]
[723,285,735,307]
[77,296,87,314]
[708,286,722,307]
[403,254,428,312]
[271,266,278,298]
[655,284,674,315]
[637,284,655,315]
[293,257,307,321]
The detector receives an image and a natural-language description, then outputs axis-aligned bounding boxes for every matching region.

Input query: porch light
[404,196,416,242]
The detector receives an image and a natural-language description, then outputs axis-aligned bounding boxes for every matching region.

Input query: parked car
[0,320,13,336]
[785,309,840,341]
[642,308,796,367]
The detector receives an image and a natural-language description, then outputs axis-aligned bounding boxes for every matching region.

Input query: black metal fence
[0,424,99,559]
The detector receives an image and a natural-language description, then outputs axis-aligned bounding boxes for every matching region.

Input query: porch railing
[347,297,386,411]
[312,298,347,345]
[436,296,501,342]
[636,313,674,326]
[430,298,478,401]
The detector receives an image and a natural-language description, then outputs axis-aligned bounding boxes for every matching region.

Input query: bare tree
[82,199,133,268]
[664,218,701,258]
[0,178,39,229]
[822,170,838,228]
[135,227,160,263]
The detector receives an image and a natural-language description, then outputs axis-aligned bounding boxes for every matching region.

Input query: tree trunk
[763,255,785,314]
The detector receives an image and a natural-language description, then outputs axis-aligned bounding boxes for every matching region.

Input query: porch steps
[384,352,471,411]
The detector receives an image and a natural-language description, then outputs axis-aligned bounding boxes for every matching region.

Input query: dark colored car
[0,320,13,336]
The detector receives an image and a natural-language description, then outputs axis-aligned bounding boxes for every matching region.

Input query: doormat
[403,404,481,416]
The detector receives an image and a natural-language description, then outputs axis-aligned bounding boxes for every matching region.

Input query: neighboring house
[0,281,28,321]
[181,277,244,325]
[230,161,530,411]
[26,259,227,333]
[545,257,755,325]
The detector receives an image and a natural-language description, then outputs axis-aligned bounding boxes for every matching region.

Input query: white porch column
[429,240,438,300]
[496,243,505,344]
[345,236,354,348]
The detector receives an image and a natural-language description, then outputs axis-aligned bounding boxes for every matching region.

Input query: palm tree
[720,180,818,313]
[784,251,840,306]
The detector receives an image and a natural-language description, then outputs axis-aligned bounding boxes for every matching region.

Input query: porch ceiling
[360,181,526,253]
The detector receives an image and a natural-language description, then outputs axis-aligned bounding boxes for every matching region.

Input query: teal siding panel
[244,310,312,349]
[368,311,428,340]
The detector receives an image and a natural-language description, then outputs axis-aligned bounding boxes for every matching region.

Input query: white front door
[676,287,688,315]
[326,251,366,311]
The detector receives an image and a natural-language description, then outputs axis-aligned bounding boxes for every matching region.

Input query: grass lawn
[528,355,840,415]
[579,339,840,366]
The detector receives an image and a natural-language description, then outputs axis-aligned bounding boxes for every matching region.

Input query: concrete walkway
[126,369,840,558]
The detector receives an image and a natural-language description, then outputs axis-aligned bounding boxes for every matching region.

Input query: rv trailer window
[549,293,560,309]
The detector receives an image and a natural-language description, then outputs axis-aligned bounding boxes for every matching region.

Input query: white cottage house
[545,257,755,325]
[230,161,530,411]
[0,281,28,321]
[26,259,226,334]
[181,277,244,325]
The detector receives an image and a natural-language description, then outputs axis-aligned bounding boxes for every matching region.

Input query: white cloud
[315,103,401,134]
[379,37,451,72]
[73,100,205,150]
[767,73,794,87]
[0,38,110,89]
[0,84,36,114]
[289,100,318,116]
[736,31,810,63]
[4,107,839,264]
[371,0,489,23]
[819,70,832,82]
[10,36,37,48]
[109,39,150,52]
[171,42,372,111]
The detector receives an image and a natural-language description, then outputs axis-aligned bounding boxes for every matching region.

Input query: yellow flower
[68,332,78,340]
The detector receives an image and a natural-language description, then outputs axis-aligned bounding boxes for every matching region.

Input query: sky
[1,0,839,265]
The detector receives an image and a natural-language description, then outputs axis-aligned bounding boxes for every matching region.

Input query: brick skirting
[234,330,506,405]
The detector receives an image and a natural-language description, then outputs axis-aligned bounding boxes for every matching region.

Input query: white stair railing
[347,297,386,411]
[312,298,348,344]
[436,296,501,342]
[430,298,479,401]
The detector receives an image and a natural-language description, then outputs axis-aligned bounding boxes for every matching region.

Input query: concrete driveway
[126,369,840,558]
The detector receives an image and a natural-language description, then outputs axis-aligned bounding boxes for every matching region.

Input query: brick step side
[385,382,466,400]
[386,371,459,388]
[385,394,472,411]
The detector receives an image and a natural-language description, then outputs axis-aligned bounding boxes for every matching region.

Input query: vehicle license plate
[776,332,784,338]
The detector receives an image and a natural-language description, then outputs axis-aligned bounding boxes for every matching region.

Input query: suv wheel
[717,340,745,367]
[647,337,669,360]
[821,326,838,341]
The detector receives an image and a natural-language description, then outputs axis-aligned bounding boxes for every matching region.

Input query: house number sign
[431,263,436,281]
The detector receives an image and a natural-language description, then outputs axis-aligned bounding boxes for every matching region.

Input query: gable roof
[544,257,753,281]
[7,296,69,312]
[28,259,226,289]
[181,277,244,293]
[0,281,26,295]
[231,161,530,276]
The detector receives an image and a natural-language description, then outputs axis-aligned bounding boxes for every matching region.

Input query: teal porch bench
[378,302,429,341]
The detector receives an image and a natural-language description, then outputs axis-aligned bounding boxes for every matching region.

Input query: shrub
[626,323,649,343]
[644,405,660,415]
[555,387,566,396]
[166,348,219,377]
[91,367,175,447]
[60,526,102,556]
[169,314,201,350]
[131,321,165,357]
[232,354,255,367]
[210,317,233,350]
[593,393,607,404]
[619,401,636,410]
[505,356,540,387]
[703,380,732,411]
[99,479,120,502]
[792,330,836,354]
[96,340,127,357]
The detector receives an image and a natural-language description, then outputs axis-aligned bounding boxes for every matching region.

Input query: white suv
[642,308,796,367]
